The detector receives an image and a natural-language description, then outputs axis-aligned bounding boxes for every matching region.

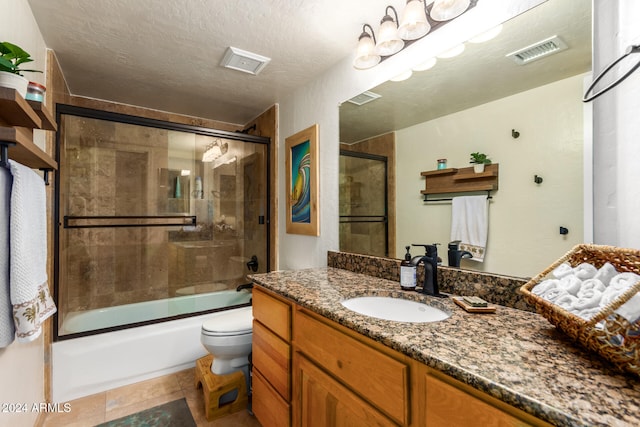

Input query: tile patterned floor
[39,368,261,427]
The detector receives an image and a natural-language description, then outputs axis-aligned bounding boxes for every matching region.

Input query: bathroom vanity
[250,268,640,427]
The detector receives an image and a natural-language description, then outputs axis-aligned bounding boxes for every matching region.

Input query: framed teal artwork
[285,124,319,235]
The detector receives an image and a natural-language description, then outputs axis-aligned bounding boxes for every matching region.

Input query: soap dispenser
[400,246,417,291]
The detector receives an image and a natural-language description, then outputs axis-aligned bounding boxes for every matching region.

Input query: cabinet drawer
[294,309,409,425]
[253,320,291,401]
[425,372,548,427]
[253,368,290,427]
[253,286,291,341]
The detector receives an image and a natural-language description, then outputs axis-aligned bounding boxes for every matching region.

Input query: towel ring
[583,44,640,102]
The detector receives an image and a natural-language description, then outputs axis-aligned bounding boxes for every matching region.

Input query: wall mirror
[339,0,591,278]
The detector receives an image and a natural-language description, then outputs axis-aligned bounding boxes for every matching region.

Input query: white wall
[395,75,585,277]
[276,0,545,269]
[593,1,640,248]
[0,1,48,425]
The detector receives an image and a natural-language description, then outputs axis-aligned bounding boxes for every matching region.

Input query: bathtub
[52,290,251,402]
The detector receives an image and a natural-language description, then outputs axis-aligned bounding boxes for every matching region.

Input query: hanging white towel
[0,168,14,347]
[450,195,489,262]
[8,160,56,342]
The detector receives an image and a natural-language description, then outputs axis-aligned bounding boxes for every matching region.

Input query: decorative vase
[473,163,485,173]
[174,176,181,198]
[0,71,29,98]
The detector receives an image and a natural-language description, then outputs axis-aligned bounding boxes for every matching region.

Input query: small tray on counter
[452,296,496,313]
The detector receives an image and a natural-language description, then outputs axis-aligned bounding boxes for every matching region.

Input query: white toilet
[200,306,253,375]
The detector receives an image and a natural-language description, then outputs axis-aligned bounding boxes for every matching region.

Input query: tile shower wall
[61,116,175,313]
[57,112,269,335]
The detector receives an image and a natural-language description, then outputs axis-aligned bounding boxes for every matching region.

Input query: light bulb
[398,0,430,40]
[353,33,381,70]
[430,0,471,21]
[375,15,404,56]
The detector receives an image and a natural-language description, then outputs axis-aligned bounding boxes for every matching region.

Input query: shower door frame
[339,150,389,257]
[53,104,271,341]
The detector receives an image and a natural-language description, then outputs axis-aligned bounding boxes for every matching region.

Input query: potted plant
[0,41,42,98]
[470,152,491,173]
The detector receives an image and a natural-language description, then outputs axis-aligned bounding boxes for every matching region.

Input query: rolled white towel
[574,263,598,280]
[557,275,582,296]
[532,279,559,296]
[614,294,640,323]
[554,294,578,311]
[577,279,605,298]
[552,262,574,279]
[601,272,640,306]
[541,287,568,303]
[609,272,640,290]
[594,262,618,287]
[576,307,602,320]
[572,289,603,311]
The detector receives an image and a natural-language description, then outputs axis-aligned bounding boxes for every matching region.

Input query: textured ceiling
[340,0,592,143]
[27,0,395,125]
[26,0,589,134]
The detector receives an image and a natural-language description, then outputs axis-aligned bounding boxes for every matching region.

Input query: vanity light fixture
[353,0,476,70]
[430,0,471,21]
[202,139,228,162]
[353,24,381,69]
[375,6,405,56]
[398,0,431,40]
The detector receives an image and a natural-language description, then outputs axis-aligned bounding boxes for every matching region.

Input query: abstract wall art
[285,124,319,236]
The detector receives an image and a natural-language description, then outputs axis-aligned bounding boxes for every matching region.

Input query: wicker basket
[520,244,640,377]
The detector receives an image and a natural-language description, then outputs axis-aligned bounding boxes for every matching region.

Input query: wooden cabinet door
[294,354,396,427]
[425,372,548,427]
[294,309,410,425]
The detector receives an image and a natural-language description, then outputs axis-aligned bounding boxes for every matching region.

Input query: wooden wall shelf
[0,87,57,171]
[0,87,42,128]
[420,163,499,196]
[26,99,57,131]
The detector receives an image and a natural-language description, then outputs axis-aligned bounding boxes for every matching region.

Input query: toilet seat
[201,307,252,337]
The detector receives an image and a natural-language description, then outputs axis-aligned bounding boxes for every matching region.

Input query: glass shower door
[339,151,388,257]
[55,108,269,338]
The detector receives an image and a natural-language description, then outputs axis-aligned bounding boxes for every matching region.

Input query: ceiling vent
[220,47,271,75]
[506,35,568,65]
[347,91,382,106]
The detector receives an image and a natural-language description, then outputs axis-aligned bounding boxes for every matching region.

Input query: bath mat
[96,398,196,427]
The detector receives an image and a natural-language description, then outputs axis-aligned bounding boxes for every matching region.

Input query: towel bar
[1,141,52,185]
[423,190,492,203]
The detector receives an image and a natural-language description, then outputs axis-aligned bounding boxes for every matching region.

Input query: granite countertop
[249,267,640,427]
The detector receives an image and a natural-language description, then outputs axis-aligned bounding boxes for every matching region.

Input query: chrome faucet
[410,244,447,298]
[447,240,473,268]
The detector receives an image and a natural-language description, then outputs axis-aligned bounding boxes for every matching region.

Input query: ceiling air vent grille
[220,47,271,75]
[347,91,382,106]
[506,35,568,65]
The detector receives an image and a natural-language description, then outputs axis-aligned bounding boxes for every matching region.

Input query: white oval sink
[341,296,450,323]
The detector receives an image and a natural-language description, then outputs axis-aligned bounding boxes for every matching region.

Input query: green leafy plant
[469,152,492,164]
[0,41,42,76]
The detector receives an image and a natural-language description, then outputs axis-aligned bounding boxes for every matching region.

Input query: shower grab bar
[63,215,197,229]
